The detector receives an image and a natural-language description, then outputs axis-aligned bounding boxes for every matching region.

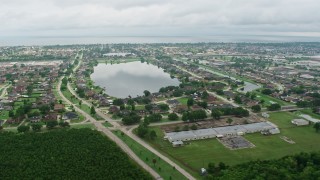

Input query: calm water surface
[91,61,180,98]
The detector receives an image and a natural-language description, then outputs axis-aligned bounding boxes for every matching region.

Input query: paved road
[57,76,162,179]
[124,125,196,180]
[0,84,11,98]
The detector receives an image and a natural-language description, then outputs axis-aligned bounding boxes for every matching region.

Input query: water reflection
[91,61,180,98]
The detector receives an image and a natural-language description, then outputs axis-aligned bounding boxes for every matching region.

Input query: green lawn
[135,105,145,110]
[70,114,85,123]
[113,130,187,180]
[255,92,291,106]
[0,110,9,120]
[141,111,320,177]
[177,97,188,105]
[102,121,113,127]
[71,123,96,129]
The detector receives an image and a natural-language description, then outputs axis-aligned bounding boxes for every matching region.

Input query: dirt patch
[161,114,264,133]
[280,136,295,144]
[217,136,255,150]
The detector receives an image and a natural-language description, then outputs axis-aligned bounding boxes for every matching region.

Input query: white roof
[166,122,279,142]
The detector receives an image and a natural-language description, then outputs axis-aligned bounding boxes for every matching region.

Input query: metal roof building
[165,122,279,143]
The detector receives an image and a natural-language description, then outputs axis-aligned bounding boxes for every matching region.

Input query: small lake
[91,61,180,98]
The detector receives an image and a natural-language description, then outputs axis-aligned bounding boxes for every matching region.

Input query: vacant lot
[143,111,320,176]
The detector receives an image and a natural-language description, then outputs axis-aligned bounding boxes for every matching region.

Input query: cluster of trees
[267,103,281,111]
[261,88,273,95]
[297,93,320,109]
[122,112,142,125]
[251,105,261,112]
[206,152,320,180]
[60,77,68,91]
[144,114,162,123]
[17,120,70,133]
[8,100,55,120]
[0,129,151,179]
[137,118,157,140]
[211,107,249,120]
[168,113,179,121]
[182,110,207,122]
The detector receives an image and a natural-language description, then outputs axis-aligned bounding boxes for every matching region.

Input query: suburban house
[54,104,65,111]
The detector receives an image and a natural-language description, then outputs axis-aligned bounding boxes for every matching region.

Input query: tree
[147,114,162,122]
[145,104,153,112]
[131,104,135,111]
[267,103,281,111]
[251,105,261,112]
[168,113,179,121]
[202,91,209,99]
[143,90,151,97]
[31,123,42,132]
[137,124,149,138]
[149,130,157,140]
[190,124,198,130]
[207,163,215,174]
[158,104,169,111]
[187,98,194,107]
[218,162,227,170]
[39,105,50,115]
[59,121,70,128]
[122,113,141,125]
[314,122,320,133]
[152,158,157,167]
[127,99,135,106]
[183,125,189,131]
[182,112,189,122]
[46,121,58,129]
[262,88,273,95]
[90,106,96,115]
[17,125,30,133]
[8,111,14,118]
[234,95,242,104]
[227,118,233,125]
[212,109,222,120]
[59,100,63,104]
[113,99,124,106]
[79,100,82,106]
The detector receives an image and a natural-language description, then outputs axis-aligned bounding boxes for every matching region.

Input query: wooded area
[0,129,151,179]
[206,152,320,179]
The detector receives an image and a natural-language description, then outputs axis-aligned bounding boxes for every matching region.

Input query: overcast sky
[1,0,320,38]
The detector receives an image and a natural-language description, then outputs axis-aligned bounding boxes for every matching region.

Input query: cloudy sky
[1,0,320,38]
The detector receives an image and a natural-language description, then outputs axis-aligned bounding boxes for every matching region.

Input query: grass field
[102,121,113,127]
[70,123,96,129]
[255,92,292,106]
[0,110,9,120]
[142,111,320,177]
[113,130,187,180]
[177,97,188,105]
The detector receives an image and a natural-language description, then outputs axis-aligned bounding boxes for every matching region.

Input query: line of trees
[211,107,249,120]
